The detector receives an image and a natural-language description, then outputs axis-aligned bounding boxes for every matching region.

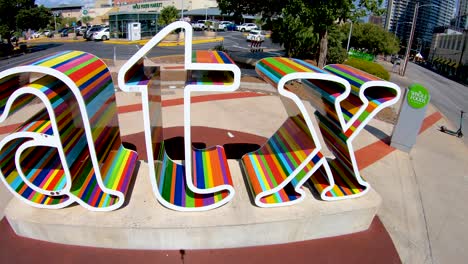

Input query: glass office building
[384,0,456,51]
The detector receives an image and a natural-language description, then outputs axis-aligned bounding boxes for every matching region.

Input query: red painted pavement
[356,111,443,170]
[117,91,267,114]
[0,217,400,264]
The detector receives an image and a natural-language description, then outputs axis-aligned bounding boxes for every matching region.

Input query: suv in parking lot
[192,20,208,30]
[236,23,258,32]
[93,28,110,41]
[84,25,103,40]
[246,30,266,42]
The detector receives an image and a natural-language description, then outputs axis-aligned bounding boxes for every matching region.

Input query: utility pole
[346,20,353,52]
[400,3,438,76]
[400,2,418,76]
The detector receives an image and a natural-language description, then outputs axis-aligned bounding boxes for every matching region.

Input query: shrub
[327,46,348,64]
[344,58,390,80]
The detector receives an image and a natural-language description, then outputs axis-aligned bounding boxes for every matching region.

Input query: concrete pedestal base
[5,161,381,249]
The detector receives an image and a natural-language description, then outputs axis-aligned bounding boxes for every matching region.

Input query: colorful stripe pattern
[312,112,366,197]
[155,145,232,208]
[256,57,325,89]
[0,75,36,116]
[125,60,151,86]
[308,64,399,198]
[192,50,235,64]
[118,22,239,212]
[0,50,138,211]
[188,51,235,85]
[250,57,400,202]
[242,115,324,205]
[0,138,70,206]
[324,64,398,134]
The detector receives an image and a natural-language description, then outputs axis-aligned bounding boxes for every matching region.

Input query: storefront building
[429,30,468,81]
[109,12,159,39]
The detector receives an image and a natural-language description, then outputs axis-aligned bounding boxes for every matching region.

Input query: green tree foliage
[81,16,93,25]
[16,5,51,31]
[217,0,286,20]
[270,0,318,58]
[158,6,179,26]
[217,0,384,67]
[0,0,36,41]
[327,25,348,64]
[344,23,399,55]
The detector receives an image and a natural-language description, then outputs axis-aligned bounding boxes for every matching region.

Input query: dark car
[225,23,237,31]
[84,26,103,40]
[0,42,14,57]
[60,29,69,37]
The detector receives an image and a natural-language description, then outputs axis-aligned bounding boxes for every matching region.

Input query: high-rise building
[384,0,457,51]
[453,0,468,29]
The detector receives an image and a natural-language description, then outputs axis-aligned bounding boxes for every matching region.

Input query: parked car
[32,31,43,38]
[58,27,69,34]
[223,22,237,31]
[236,23,258,32]
[60,28,70,37]
[75,26,86,36]
[84,25,103,40]
[93,28,110,41]
[246,30,266,42]
[192,20,208,31]
[79,26,90,36]
[210,21,235,31]
[44,30,54,38]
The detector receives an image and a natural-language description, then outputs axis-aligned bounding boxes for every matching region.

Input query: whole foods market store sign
[133,2,163,10]
[119,1,167,12]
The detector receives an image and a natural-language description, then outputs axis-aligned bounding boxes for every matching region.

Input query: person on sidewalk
[392,58,400,73]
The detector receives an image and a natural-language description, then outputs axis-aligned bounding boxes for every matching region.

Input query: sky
[36,0,95,7]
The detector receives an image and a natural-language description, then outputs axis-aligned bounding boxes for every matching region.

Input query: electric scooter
[440,110,465,138]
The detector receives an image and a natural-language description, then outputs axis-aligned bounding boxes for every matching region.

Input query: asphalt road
[403,62,468,145]
[0,31,279,72]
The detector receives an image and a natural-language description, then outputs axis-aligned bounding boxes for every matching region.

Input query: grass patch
[344,58,390,80]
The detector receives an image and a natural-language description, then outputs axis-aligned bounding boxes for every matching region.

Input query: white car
[93,28,110,41]
[192,20,208,30]
[246,30,266,42]
[210,21,232,31]
[236,23,258,32]
[32,32,42,38]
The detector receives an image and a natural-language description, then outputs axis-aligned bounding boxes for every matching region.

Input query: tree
[270,0,318,58]
[345,23,399,55]
[16,5,51,31]
[158,6,179,26]
[217,0,287,21]
[217,0,384,67]
[327,25,348,64]
[0,0,36,42]
[81,16,92,25]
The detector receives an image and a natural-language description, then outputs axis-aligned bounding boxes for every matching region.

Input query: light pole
[400,3,438,76]
[346,20,353,52]
[181,0,184,20]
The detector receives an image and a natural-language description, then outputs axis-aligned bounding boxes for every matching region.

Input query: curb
[105,37,224,46]
[27,38,86,43]
[26,37,224,46]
